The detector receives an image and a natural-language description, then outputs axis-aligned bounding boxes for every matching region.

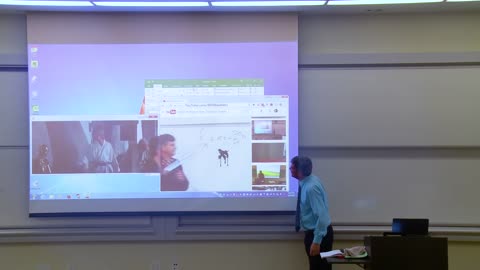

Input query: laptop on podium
[384,218,429,236]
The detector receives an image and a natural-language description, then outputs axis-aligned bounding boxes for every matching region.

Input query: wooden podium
[364,236,448,270]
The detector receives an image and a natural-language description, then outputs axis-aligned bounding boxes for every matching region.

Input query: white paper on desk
[320,250,343,258]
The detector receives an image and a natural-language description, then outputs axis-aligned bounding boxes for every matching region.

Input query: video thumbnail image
[31,120,157,174]
[252,119,286,140]
[252,143,286,162]
[252,164,287,186]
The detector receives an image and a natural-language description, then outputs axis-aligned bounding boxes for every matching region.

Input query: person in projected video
[88,127,120,173]
[32,144,52,174]
[258,170,265,180]
[144,134,189,191]
[138,138,149,171]
[253,170,266,185]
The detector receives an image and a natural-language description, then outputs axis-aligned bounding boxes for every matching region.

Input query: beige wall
[299,13,480,55]
[1,11,480,270]
[0,240,478,270]
[27,13,297,44]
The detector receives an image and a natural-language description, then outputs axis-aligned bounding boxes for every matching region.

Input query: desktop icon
[30,60,39,68]
[30,47,38,53]
[32,105,40,113]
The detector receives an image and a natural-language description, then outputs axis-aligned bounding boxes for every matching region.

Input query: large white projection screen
[27,13,299,216]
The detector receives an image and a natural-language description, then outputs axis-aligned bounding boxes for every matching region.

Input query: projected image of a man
[144,134,189,191]
[88,127,120,173]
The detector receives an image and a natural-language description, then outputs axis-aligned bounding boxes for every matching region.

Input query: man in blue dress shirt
[291,156,334,270]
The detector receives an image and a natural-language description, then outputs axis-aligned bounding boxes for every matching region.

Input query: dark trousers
[304,225,334,270]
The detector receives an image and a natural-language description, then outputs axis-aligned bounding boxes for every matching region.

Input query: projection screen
[27,13,298,216]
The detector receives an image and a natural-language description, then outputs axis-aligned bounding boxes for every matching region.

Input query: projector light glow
[327,0,442,5]
[0,0,93,6]
[211,1,326,6]
[92,1,210,6]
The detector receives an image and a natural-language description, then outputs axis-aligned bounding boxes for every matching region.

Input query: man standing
[291,156,333,270]
[144,134,189,191]
[88,127,119,173]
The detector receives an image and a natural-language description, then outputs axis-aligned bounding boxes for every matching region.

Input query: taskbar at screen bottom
[29,195,298,215]
[29,191,296,200]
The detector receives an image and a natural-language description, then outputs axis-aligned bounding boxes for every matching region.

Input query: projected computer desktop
[28,41,298,215]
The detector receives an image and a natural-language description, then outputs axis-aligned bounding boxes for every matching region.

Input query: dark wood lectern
[364,236,448,270]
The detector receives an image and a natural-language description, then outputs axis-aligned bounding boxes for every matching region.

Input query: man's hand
[309,243,321,256]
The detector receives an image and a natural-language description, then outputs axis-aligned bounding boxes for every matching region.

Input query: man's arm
[308,184,330,244]
[174,165,189,191]
[112,156,120,172]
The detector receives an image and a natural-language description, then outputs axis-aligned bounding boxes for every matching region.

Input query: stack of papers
[320,250,343,258]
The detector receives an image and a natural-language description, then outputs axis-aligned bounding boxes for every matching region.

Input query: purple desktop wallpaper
[29,42,298,199]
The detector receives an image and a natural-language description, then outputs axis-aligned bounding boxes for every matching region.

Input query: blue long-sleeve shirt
[299,174,331,244]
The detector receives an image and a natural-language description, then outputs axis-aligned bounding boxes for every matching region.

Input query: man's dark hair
[149,134,175,157]
[290,156,313,177]
[158,134,175,146]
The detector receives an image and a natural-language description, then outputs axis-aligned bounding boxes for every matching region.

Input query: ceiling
[0,1,480,14]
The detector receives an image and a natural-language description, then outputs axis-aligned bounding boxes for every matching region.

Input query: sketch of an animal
[218,149,229,167]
